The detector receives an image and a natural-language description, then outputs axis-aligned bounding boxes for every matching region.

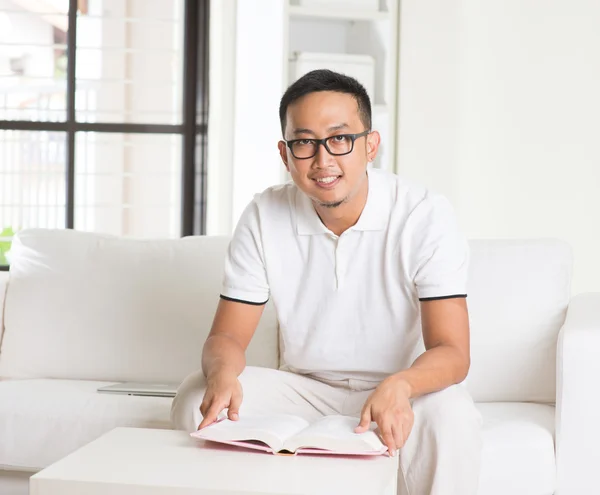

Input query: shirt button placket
[335,235,345,289]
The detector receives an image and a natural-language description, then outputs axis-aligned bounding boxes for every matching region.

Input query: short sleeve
[220,198,270,305]
[405,193,469,301]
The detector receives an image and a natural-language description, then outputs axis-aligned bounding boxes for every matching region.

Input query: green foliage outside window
[0,227,16,266]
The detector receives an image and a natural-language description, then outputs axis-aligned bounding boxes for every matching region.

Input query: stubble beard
[318,197,347,209]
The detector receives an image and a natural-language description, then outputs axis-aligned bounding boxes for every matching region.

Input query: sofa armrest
[556,292,600,494]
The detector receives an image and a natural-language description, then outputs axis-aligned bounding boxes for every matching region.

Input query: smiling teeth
[316,177,338,184]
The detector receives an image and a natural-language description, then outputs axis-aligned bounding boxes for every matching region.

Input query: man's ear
[366,131,381,163]
[278,140,290,172]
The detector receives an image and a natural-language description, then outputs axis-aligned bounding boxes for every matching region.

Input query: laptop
[97,382,179,398]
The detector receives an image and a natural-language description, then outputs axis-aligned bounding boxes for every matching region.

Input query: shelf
[288,6,390,22]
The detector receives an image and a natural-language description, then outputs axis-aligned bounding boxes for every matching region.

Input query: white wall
[398,0,600,295]
[206,0,236,236]
[396,0,462,203]
[207,0,286,234]
[230,0,286,226]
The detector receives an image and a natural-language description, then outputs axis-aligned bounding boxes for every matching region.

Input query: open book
[191,413,388,456]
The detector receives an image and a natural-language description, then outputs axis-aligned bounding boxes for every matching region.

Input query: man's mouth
[314,176,340,184]
[312,175,342,189]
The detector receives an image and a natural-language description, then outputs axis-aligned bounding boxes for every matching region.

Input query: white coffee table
[30,427,399,495]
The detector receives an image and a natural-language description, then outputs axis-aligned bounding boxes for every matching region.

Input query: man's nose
[313,142,335,168]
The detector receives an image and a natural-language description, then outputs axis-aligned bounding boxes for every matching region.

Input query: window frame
[0,0,210,270]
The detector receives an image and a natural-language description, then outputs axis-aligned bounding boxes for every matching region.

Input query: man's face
[278,91,380,209]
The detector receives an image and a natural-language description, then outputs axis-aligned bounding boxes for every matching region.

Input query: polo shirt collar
[295,168,388,236]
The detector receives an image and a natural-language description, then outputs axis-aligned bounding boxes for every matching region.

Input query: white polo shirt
[221,168,469,385]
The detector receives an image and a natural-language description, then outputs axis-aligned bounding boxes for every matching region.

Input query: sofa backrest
[466,239,572,403]
[0,230,573,404]
[0,229,279,383]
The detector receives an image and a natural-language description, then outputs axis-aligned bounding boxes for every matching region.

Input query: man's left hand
[355,376,414,457]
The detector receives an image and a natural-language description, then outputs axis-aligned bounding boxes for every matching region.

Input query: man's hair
[278,69,372,136]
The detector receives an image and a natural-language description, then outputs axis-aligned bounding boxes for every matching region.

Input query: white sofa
[0,229,598,495]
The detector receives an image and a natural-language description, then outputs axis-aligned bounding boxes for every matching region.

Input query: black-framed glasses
[285,130,370,159]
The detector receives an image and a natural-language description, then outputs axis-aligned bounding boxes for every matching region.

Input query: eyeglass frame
[284,130,371,159]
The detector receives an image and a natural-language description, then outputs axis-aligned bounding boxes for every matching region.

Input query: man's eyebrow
[291,128,316,136]
[291,123,350,136]
[327,123,349,132]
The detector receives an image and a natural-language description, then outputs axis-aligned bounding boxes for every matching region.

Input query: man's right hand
[198,369,243,430]
[198,298,265,430]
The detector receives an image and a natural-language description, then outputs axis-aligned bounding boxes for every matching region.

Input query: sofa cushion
[0,378,172,470]
[467,239,572,402]
[0,229,279,382]
[477,402,556,495]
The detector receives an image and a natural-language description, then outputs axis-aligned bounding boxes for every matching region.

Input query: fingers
[199,385,243,428]
[380,426,397,457]
[354,403,372,433]
[392,424,404,452]
[199,394,211,418]
[198,402,222,430]
[227,388,243,421]
[380,417,412,456]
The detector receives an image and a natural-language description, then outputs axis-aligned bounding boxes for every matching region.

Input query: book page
[283,415,386,455]
[192,413,310,453]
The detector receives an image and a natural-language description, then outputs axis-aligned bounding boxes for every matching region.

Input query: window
[0,0,209,269]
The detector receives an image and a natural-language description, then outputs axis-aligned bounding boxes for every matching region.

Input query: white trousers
[171,366,482,495]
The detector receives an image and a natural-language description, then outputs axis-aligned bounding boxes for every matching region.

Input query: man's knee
[412,384,482,435]
[170,369,207,432]
[170,366,287,432]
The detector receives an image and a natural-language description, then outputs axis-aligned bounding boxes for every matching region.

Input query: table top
[31,427,398,495]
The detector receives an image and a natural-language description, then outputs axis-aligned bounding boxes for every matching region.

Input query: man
[171,70,482,494]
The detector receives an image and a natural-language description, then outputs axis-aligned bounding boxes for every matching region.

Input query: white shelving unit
[288,5,391,21]
[283,0,399,173]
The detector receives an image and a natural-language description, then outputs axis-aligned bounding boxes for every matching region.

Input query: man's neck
[314,177,369,237]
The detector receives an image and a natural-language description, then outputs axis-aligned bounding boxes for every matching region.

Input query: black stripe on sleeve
[419,294,467,302]
[220,294,269,306]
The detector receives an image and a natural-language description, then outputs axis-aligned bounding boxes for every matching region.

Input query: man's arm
[391,297,470,399]
[202,298,265,377]
[355,297,470,454]
[198,298,265,428]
